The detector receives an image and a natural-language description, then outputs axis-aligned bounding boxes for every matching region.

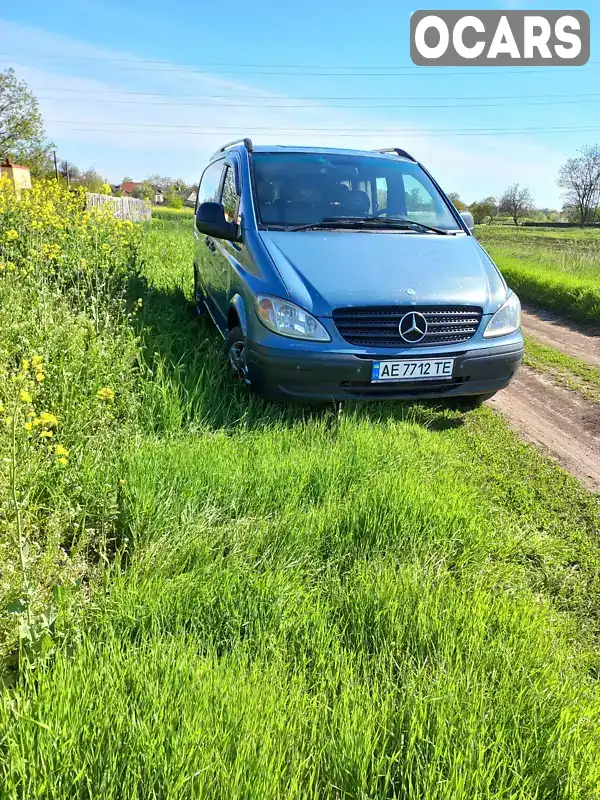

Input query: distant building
[184,189,197,208]
[1,159,32,193]
[118,181,142,197]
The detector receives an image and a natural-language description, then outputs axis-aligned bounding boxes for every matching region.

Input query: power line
[52,122,600,136]
[36,94,600,110]
[7,53,600,70]
[33,88,600,101]
[4,57,600,77]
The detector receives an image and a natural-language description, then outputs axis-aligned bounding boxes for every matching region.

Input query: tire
[224,326,251,386]
[193,264,208,316]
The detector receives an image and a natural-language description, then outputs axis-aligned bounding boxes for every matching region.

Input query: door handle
[204,237,216,252]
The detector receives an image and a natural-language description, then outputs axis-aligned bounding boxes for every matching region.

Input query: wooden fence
[85,193,152,222]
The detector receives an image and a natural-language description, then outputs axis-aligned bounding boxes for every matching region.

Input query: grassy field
[2,188,600,797]
[151,204,194,220]
[476,225,600,324]
[524,337,600,403]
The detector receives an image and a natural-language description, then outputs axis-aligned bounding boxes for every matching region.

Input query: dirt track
[490,307,600,492]
[521,307,600,368]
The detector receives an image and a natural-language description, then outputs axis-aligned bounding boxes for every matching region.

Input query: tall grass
[1,198,600,797]
[477,225,600,324]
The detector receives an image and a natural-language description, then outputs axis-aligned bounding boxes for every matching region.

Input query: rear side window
[197,160,224,208]
[221,166,239,222]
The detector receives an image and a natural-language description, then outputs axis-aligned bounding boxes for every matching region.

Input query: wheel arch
[228,294,248,335]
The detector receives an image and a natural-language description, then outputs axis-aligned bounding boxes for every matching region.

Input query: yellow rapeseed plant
[97,387,115,402]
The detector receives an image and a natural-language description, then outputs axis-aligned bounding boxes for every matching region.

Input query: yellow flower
[119,479,126,486]
[137,298,143,308]
[80,258,87,267]
[57,457,68,466]
[40,429,54,439]
[4,229,18,241]
[102,243,110,252]
[54,444,69,457]
[24,421,33,432]
[0,263,4,271]
[35,372,45,383]
[21,359,30,372]
[97,387,115,402]
[20,389,32,403]
[32,355,44,368]
[39,411,58,428]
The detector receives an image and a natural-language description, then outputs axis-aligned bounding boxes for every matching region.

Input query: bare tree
[557,144,600,226]
[499,184,534,225]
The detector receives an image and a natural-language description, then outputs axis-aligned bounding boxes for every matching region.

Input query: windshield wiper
[379,216,452,235]
[286,216,452,234]
[286,217,413,232]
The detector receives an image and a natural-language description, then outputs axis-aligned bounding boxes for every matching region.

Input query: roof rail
[211,137,253,160]
[372,147,416,162]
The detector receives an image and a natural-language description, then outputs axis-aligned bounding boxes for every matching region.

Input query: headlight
[483,292,521,338]
[256,295,331,341]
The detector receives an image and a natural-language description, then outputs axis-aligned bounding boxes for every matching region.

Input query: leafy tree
[0,68,54,175]
[557,144,600,226]
[79,167,107,193]
[499,184,534,225]
[470,197,498,225]
[121,176,133,184]
[447,192,466,211]
[165,186,184,208]
[132,181,154,201]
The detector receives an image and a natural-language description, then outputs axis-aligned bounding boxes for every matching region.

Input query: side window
[197,160,224,209]
[403,174,436,221]
[375,177,387,211]
[221,166,239,223]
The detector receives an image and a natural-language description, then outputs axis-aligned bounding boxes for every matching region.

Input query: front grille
[333,306,483,347]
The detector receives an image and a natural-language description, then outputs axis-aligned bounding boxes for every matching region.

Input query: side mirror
[195,201,238,241]
[460,211,475,232]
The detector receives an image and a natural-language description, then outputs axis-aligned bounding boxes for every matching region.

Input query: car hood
[259,230,507,317]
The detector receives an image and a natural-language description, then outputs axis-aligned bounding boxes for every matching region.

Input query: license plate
[371,358,454,382]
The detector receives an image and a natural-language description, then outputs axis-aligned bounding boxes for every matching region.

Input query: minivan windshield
[251,152,462,232]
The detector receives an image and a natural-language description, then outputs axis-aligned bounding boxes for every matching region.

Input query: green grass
[476,225,600,324]
[524,337,600,403]
[151,205,194,220]
[2,206,600,797]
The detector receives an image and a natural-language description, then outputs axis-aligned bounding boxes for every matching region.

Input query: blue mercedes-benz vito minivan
[193,138,523,402]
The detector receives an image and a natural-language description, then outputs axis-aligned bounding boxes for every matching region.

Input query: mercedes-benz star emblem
[399,311,428,343]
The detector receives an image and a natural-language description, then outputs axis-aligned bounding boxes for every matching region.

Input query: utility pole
[53,151,59,181]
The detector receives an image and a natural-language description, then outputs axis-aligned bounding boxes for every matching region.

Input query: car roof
[210,144,415,163]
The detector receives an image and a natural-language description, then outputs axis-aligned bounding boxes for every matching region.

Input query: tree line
[452,145,600,226]
[2,67,600,225]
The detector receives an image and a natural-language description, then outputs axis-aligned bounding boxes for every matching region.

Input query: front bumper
[247,339,524,401]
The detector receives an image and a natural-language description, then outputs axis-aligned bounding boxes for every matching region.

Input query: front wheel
[224,326,251,386]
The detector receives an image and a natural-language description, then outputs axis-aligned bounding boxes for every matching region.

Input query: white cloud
[0,19,567,204]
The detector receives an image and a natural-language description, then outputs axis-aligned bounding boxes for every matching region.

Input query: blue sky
[1,0,598,205]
